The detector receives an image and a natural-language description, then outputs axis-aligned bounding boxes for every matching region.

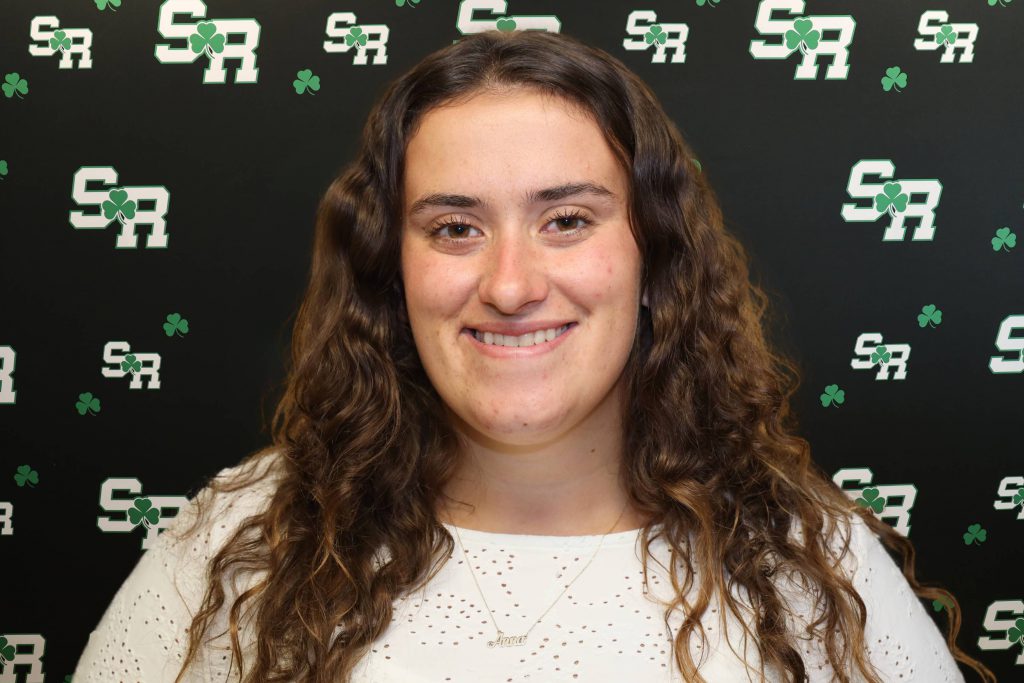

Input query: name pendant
[487,630,528,648]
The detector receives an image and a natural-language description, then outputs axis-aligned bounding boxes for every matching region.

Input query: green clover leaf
[189,21,226,56]
[935,25,958,45]
[819,384,845,407]
[395,0,421,6]
[0,159,8,179]
[95,0,122,9]
[1013,489,1024,506]
[14,464,39,488]
[2,72,29,99]
[992,226,1017,252]
[881,66,907,93]
[75,391,102,415]
[784,17,820,54]
[870,345,891,365]
[855,487,886,513]
[121,353,142,374]
[932,596,953,612]
[989,0,1014,5]
[917,304,942,328]
[345,27,369,46]
[495,17,517,31]
[1008,618,1024,643]
[874,181,909,216]
[127,497,161,528]
[696,0,722,6]
[0,636,16,663]
[962,523,987,546]
[293,69,320,95]
[645,25,667,45]
[50,30,72,52]
[163,312,190,337]
[102,188,137,222]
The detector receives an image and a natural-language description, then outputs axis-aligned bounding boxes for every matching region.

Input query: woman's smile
[461,322,577,358]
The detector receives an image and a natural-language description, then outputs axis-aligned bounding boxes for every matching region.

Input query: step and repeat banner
[1,1,1021,680]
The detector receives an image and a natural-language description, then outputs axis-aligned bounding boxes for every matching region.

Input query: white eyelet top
[73,457,966,682]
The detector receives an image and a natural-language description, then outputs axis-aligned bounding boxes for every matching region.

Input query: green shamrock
[164,312,190,337]
[917,304,942,328]
[2,73,29,99]
[14,464,39,488]
[121,353,142,374]
[65,676,73,683]
[962,523,986,546]
[870,345,891,365]
[988,0,1013,5]
[934,25,958,45]
[50,30,72,52]
[932,596,953,612]
[881,66,907,93]
[645,25,667,45]
[293,69,320,95]
[496,17,517,31]
[819,384,845,407]
[855,487,886,513]
[785,18,820,54]
[874,182,909,216]
[128,497,161,528]
[992,226,1017,252]
[95,0,122,10]
[1013,489,1024,506]
[0,636,16,662]
[346,27,369,47]
[1008,618,1024,644]
[102,188,137,222]
[189,21,226,57]
[696,0,721,6]
[75,391,102,415]
[0,159,7,179]
[395,0,421,6]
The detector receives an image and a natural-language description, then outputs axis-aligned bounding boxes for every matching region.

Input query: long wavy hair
[172,29,995,683]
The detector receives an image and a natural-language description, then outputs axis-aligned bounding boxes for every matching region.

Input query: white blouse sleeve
[797,513,967,682]
[73,465,273,683]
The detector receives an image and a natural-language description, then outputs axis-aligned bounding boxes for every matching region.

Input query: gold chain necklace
[444,500,630,648]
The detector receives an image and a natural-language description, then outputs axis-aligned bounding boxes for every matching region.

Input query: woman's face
[400,88,644,445]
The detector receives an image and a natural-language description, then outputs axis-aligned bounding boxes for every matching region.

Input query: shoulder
[160,448,286,572]
[73,448,287,683]
[780,510,966,682]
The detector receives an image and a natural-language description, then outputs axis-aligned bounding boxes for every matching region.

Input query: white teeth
[474,324,570,347]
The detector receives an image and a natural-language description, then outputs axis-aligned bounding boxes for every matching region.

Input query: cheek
[401,250,468,326]
[570,250,633,305]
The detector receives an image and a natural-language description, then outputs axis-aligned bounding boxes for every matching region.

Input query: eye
[426,209,594,243]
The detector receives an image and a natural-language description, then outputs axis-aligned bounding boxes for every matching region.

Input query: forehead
[402,90,626,211]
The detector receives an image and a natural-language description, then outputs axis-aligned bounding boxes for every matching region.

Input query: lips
[466,322,575,340]
[463,321,576,336]
[462,322,576,357]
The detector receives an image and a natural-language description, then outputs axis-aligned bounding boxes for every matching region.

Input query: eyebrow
[407,181,616,217]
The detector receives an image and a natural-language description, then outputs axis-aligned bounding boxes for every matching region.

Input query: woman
[74,30,995,682]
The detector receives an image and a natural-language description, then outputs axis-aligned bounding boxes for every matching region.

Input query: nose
[476,226,551,314]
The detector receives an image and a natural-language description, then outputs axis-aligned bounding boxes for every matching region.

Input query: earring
[642,290,649,308]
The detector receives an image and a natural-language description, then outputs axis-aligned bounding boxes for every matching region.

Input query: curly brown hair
[171,29,996,683]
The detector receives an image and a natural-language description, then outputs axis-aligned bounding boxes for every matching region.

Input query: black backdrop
[1,1,1022,680]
